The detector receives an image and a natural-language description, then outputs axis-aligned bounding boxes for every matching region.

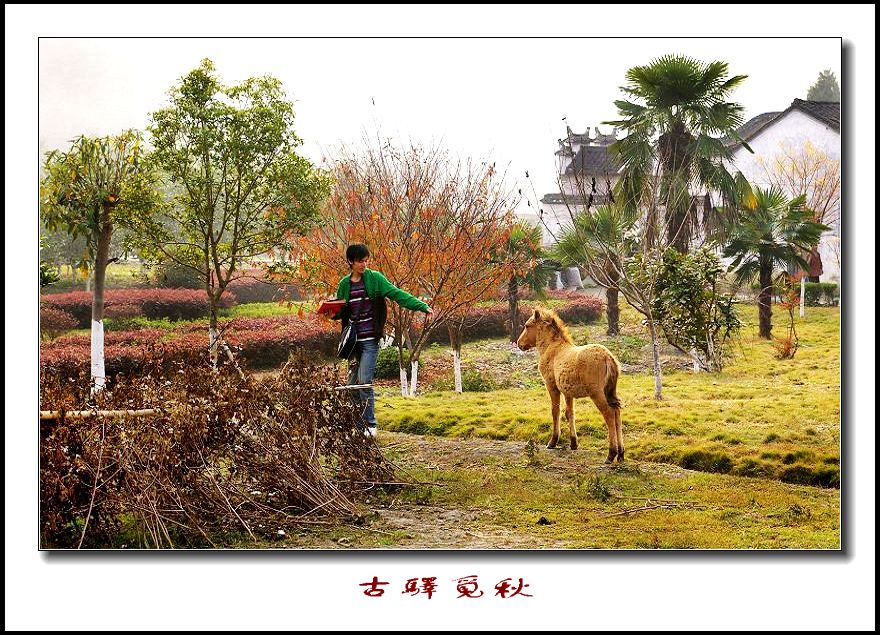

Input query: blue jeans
[347,339,379,429]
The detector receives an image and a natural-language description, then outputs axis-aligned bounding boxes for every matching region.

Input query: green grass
[378,304,841,489]
[382,457,840,549]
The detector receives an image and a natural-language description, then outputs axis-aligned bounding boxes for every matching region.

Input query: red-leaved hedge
[40,306,78,340]
[41,289,236,327]
[226,271,303,304]
[40,294,604,378]
[40,316,338,378]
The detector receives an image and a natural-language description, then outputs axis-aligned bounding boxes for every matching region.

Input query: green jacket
[334,268,429,335]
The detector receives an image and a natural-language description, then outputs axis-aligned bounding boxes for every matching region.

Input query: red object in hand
[316,299,346,315]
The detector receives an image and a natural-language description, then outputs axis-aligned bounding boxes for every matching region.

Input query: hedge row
[750,281,839,306]
[423,292,604,344]
[40,316,338,378]
[41,289,237,327]
[40,294,605,377]
[226,271,303,304]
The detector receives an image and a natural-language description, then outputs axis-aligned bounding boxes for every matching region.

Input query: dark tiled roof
[792,99,840,130]
[564,145,621,176]
[726,99,840,148]
[726,111,782,146]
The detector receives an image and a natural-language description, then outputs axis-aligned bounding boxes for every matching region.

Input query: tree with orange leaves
[279,137,516,396]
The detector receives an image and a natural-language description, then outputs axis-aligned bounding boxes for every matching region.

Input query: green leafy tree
[39,236,61,289]
[40,130,160,391]
[651,248,740,371]
[723,186,828,339]
[142,59,331,366]
[503,221,554,341]
[604,54,750,252]
[806,70,841,102]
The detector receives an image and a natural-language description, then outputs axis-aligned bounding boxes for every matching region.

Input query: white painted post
[800,277,806,318]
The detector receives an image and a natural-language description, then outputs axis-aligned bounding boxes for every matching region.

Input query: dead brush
[40,352,396,548]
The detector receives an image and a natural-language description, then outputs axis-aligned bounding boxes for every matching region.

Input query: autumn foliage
[276,138,518,394]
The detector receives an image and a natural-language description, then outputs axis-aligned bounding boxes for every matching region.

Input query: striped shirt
[349,280,375,340]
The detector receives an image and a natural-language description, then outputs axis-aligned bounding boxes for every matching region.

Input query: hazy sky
[38,36,841,213]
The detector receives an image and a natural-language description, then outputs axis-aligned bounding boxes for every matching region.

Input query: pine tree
[807,70,841,102]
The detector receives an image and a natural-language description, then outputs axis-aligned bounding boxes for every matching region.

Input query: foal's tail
[604,355,621,409]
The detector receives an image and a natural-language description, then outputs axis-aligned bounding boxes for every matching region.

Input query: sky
[38,36,841,214]
[8,4,876,632]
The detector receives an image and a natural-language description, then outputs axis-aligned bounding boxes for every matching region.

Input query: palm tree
[504,222,554,341]
[551,205,638,336]
[724,186,828,339]
[605,54,750,252]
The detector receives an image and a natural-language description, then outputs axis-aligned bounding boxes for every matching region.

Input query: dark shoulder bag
[337,297,361,359]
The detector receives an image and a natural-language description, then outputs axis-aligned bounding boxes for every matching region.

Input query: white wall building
[728,99,841,283]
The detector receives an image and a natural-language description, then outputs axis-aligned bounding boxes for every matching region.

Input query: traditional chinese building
[726,99,841,284]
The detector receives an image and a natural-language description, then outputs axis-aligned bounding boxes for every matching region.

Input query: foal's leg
[547,387,561,449]
[590,394,619,463]
[565,394,577,450]
[614,408,625,462]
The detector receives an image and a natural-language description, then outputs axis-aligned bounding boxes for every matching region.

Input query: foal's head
[517,308,573,351]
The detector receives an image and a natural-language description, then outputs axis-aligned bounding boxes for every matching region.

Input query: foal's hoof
[605,453,616,464]
[546,441,558,450]
[616,450,625,462]
[569,439,578,451]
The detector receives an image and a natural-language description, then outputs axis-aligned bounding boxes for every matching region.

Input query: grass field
[378,304,840,489]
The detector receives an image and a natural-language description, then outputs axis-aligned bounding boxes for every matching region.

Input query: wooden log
[39,408,160,420]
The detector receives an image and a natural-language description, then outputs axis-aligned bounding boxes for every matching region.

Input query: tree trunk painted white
[800,276,806,318]
[408,360,419,397]
[90,320,106,393]
[646,317,663,400]
[399,366,409,397]
[691,349,701,373]
[90,220,112,394]
[208,324,221,369]
[453,349,463,393]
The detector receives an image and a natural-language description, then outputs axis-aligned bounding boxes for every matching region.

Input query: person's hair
[346,243,370,266]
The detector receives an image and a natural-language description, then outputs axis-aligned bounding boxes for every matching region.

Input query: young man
[334,244,432,436]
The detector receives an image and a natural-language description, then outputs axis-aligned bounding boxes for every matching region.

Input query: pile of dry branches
[40,355,395,548]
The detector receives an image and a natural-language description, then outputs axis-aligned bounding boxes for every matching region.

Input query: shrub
[41,289,236,327]
[375,346,403,379]
[679,449,733,474]
[40,306,78,340]
[803,282,839,306]
[150,259,203,289]
[40,315,338,378]
[547,290,605,324]
[227,271,303,304]
[652,248,741,371]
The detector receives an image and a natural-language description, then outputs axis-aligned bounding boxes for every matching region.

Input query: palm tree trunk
[758,264,773,339]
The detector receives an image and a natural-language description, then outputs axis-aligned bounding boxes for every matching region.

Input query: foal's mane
[538,308,574,344]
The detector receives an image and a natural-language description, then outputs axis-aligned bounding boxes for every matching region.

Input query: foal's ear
[533,309,541,321]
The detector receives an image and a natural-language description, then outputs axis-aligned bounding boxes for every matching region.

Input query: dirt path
[295,432,691,549]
